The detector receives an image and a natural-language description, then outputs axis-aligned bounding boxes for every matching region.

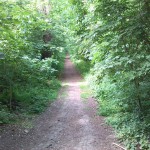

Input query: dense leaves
[0,0,66,123]
[68,0,150,149]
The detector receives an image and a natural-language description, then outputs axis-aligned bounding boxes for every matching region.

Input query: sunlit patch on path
[62,81,87,87]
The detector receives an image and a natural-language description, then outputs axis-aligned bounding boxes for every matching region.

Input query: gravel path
[0,56,121,150]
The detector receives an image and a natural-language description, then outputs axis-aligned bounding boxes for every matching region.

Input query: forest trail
[0,56,121,150]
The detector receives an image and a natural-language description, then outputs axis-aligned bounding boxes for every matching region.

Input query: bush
[0,0,65,124]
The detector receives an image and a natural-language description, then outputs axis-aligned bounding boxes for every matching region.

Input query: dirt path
[0,56,121,150]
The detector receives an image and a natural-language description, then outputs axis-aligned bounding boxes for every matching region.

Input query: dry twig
[112,142,126,150]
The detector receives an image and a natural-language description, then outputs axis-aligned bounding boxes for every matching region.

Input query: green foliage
[71,57,91,76]
[68,0,150,149]
[0,109,14,124]
[14,80,60,113]
[80,84,92,101]
[0,0,66,124]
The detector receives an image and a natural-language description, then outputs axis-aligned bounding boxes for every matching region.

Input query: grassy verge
[80,84,93,103]
[70,56,91,77]
[0,78,61,124]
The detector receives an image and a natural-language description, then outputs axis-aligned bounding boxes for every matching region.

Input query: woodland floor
[0,56,122,150]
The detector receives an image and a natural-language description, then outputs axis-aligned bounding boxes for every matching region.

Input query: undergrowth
[70,54,91,76]
[0,0,66,124]
[0,79,61,124]
[87,73,150,150]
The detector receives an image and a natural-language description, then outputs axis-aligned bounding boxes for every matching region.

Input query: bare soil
[0,56,122,150]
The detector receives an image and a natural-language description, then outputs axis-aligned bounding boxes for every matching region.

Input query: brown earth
[0,56,123,150]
